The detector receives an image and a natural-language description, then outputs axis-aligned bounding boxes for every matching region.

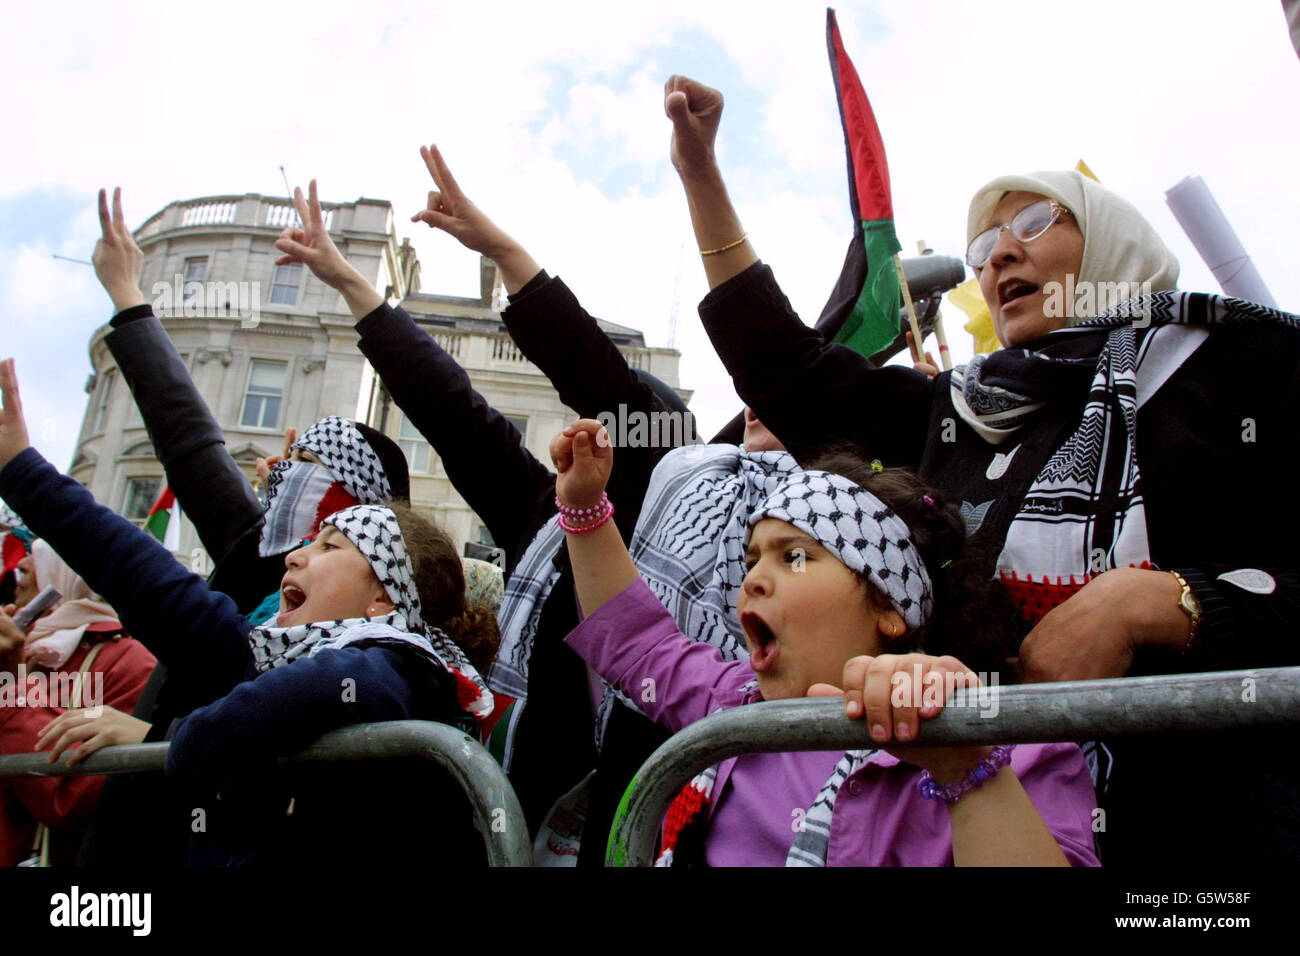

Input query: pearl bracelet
[556,493,615,534]
[916,745,1014,805]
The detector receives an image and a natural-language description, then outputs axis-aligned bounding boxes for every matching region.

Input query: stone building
[69,192,689,563]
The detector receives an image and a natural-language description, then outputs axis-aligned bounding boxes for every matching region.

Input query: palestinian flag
[815,8,904,362]
[145,485,181,550]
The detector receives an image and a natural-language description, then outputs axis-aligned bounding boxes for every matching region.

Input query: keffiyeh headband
[248,504,493,720]
[260,416,393,556]
[292,416,393,503]
[749,471,933,630]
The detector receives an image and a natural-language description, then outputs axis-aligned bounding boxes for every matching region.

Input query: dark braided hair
[804,449,1018,677]
[386,501,500,674]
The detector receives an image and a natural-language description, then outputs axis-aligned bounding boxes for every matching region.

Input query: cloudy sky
[4,0,1297,474]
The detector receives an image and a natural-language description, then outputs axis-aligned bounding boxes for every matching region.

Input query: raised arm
[274,179,554,561]
[0,361,253,712]
[94,188,264,566]
[552,419,755,730]
[662,80,933,465]
[411,144,691,539]
[410,144,543,293]
[664,76,758,289]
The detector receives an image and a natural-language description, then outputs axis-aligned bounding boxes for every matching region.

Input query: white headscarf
[24,539,121,669]
[966,170,1180,324]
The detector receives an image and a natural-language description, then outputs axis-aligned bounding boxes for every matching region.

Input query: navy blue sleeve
[0,448,253,710]
[355,302,554,562]
[164,645,428,793]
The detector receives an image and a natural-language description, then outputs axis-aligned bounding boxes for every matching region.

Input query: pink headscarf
[22,540,121,669]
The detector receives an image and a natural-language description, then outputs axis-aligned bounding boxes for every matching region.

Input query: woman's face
[277,527,394,627]
[737,519,902,701]
[976,190,1085,348]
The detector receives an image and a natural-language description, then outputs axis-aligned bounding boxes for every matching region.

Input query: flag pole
[931,310,953,370]
[895,252,925,362]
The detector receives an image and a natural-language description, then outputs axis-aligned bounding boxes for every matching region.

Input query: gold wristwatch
[1168,570,1201,651]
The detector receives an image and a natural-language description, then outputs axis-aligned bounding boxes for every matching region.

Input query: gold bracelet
[699,234,748,256]
[1168,570,1201,651]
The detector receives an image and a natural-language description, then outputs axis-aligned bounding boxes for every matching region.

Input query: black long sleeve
[354,303,554,565]
[698,261,933,465]
[104,306,264,566]
[500,274,684,536]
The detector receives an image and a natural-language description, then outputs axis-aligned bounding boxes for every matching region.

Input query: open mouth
[998,279,1039,308]
[740,610,780,673]
[278,582,307,624]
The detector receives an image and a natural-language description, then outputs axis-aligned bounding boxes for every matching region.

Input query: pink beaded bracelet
[556,493,614,534]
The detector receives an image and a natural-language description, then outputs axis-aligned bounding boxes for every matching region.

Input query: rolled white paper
[1166,175,1276,308]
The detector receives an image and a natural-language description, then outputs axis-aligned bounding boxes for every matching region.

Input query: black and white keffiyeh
[953,292,1300,583]
[248,504,493,721]
[259,417,393,557]
[488,517,564,700]
[293,416,393,504]
[630,444,801,662]
[751,470,934,629]
[784,749,879,867]
[656,683,883,867]
[258,460,343,557]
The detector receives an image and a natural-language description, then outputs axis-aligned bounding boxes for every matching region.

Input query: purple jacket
[567,579,1100,866]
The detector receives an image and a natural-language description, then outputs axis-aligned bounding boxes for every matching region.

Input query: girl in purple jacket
[550,419,1099,866]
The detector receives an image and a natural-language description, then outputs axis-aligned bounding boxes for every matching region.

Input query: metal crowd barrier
[0,720,531,867]
[605,666,1300,867]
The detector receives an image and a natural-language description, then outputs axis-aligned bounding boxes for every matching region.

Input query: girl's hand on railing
[35,705,151,767]
[808,652,994,781]
[549,419,612,512]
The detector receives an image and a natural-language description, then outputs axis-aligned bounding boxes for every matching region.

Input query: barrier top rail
[606,665,1300,867]
[0,720,530,867]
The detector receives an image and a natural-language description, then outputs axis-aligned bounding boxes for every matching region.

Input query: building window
[92,368,116,433]
[183,257,207,303]
[398,416,433,474]
[122,477,161,521]
[505,415,528,446]
[270,263,302,305]
[240,360,286,429]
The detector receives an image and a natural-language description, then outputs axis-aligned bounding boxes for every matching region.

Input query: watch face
[1180,589,1202,616]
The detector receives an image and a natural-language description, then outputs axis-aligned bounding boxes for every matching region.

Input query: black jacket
[698,261,1300,866]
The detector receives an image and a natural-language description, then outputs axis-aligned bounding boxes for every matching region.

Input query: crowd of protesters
[0,72,1296,869]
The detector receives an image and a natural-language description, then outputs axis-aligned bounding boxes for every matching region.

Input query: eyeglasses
[966,199,1073,270]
